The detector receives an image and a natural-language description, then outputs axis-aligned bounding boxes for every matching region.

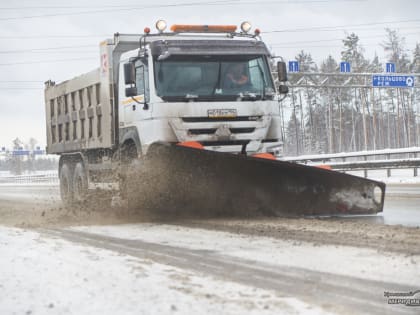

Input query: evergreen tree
[11,138,23,175]
[295,50,318,72]
[341,33,368,72]
[382,28,410,72]
[320,55,338,73]
[368,53,383,73]
[411,43,420,73]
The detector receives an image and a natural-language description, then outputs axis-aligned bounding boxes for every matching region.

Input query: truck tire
[73,162,88,203]
[60,163,73,206]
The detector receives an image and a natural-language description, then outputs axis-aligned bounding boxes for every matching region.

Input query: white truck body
[43,24,385,217]
[44,26,287,198]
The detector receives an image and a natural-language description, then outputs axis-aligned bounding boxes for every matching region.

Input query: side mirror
[278,85,289,94]
[277,61,287,82]
[125,87,137,97]
[124,63,136,85]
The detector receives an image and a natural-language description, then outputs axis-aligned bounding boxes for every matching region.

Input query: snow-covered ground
[72,224,420,288]
[0,170,57,177]
[0,170,58,186]
[0,226,329,315]
[1,167,420,185]
[348,169,420,184]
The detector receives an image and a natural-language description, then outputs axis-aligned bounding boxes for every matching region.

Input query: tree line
[0,138,57,175]
[280,28,420,156]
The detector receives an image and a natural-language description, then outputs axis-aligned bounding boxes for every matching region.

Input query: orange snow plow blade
[129,142,385,217]
[251,153,277,160]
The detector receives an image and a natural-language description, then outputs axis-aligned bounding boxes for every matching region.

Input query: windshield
[154,55,275,101]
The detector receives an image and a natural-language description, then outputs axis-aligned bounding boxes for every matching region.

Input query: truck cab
[117,21,288,157]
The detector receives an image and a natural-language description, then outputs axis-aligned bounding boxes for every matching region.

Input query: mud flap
[129,142,385,216]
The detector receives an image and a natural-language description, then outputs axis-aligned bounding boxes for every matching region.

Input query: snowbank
[0,226,327,315]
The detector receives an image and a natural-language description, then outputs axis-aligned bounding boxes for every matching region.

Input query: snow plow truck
[44,20,385,216]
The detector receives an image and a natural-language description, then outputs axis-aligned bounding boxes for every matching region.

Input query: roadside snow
[0,226,328,315]
[347,169,420,184]
[73,224,420,287]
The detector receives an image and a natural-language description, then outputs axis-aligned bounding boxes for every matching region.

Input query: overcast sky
[0,0,419,149]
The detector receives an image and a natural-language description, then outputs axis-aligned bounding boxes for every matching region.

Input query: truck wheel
[60,163,73,206]
[73,162,88,203]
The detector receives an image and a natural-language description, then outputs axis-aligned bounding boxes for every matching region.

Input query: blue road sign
[386,63,396,73]
[33,150,45,155]
[340,62,351,73]
[288,61,299,72]
[12,150,30,156]
[372,75,415,88]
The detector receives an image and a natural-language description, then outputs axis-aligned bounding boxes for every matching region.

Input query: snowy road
[2,226,320,315]
[1,224,419,315]
[1,185,420,314]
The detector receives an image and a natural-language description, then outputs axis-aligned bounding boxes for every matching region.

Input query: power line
[0,29,418,55]
[0,0,366,21]
[1,51,97,55]
[265,19,420,33]
[0,45,95,54]
[0,80,44,82]
[0,35,107,39]
[0,0,241,21]
[0,87,43,90]
[263,25,420,36]
[0,0,364,10]
[0,57,97,66]
[270,30,420,46]
[2,21,420,43]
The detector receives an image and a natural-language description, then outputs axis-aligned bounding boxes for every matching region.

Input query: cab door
[123,58,151,124]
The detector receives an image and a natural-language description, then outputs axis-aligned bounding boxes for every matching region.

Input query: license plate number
[208,109,237,118]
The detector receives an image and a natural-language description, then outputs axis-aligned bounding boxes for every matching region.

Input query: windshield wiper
[185,94,198,100]
[237,92,258,101]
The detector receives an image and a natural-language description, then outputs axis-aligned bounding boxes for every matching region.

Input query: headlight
[240,21,252,33]
[156,19,167,32]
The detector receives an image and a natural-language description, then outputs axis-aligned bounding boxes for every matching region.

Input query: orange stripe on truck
[251,153,276,160]
[177,141,205,150]
[315,164,332,170]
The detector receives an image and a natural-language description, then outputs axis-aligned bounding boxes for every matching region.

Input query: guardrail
[282,147,420,178]
[0,173,59,184]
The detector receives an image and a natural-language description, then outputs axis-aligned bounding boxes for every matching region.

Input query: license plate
[207,109,237,118]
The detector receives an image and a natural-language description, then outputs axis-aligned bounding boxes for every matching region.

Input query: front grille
[230,127,255,134]
[188,128,217,135]
[188,127,256,135]
[262,139,280,143]
[182,116,262,123]
[201,140,250,146]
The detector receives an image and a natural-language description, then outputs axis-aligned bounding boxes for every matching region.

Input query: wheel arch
[119,127,142,158]
[58,152,85,175]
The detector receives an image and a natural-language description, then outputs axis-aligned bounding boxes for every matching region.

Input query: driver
[224,63,249,88]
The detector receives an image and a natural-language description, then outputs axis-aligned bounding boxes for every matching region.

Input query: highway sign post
[372,75,415,88]
[288,61,299,73]
[386,63,396,73]
[12,150,30,156]
[340,62,351,73]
